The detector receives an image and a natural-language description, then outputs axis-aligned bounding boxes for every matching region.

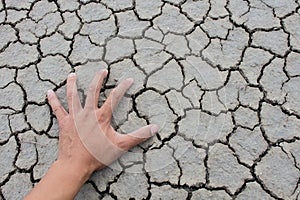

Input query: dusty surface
[0,0,300,199]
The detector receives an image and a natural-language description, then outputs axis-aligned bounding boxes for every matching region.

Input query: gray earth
[0,0,300,199]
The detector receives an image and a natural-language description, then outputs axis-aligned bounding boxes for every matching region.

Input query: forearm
[24,160,92,200]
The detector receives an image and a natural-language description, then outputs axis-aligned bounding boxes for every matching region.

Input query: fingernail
[126,78,134,84]
[150,124,159,135]
[47,90,54,97]
[68,73,76,78]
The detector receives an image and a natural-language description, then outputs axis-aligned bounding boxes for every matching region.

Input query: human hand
[47,70,159,176]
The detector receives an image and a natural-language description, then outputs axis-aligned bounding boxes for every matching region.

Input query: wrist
[52,159,94,183]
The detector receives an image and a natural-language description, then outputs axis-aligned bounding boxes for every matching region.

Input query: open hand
[47,70,159,174]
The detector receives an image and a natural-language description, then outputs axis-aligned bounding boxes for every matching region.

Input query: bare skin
[25,70,159,200]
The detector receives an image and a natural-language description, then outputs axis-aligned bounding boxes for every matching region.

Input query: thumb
[118,124,159,151]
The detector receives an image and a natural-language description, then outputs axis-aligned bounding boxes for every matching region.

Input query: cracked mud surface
[0,0,300,199]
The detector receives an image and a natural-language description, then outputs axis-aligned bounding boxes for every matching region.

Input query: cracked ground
[0,0,300,199]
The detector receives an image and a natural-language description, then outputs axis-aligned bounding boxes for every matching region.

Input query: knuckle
[116,137,129,150]
[98,112,108,122]
[53,104,63,113]
[57,117,68,130]
[88,84,97,93]
[67,91,72,101]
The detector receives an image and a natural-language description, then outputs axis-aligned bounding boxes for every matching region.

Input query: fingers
[47,90,68,121]
[100,78,133,119]
[67,73,82,116]
[117,124,159,150]
[85,70,108,110]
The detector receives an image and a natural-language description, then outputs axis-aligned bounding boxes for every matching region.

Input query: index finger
[47,90,68,121]
[99,78,133,120]
[85,70,108,110]
[66,73,82,116]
